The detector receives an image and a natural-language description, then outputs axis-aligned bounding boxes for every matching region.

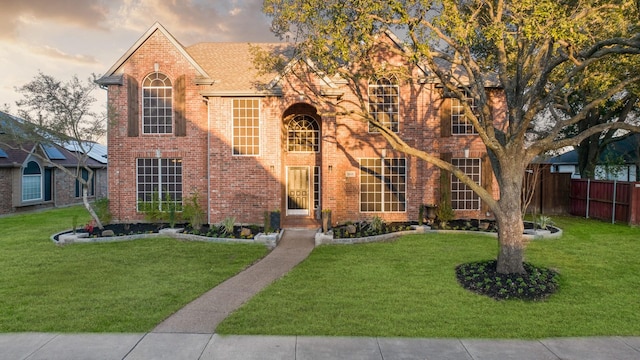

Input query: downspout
[204,97,211,225]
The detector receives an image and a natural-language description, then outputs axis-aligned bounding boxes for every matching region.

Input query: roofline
[200,89,283,97]
[382,29,432,79]
[97,22,211,82]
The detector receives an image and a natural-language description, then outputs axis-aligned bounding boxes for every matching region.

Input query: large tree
[559,52,640,179]
[1,72,107,229]
[263,0,640,273]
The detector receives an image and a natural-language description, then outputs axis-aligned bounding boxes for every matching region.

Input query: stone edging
[51,228,284,249]
[315,224,563,245]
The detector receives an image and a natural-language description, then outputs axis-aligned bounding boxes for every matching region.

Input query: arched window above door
[287,114,319,152]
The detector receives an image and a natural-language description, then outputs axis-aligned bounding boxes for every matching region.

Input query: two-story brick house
[97,22,501,228]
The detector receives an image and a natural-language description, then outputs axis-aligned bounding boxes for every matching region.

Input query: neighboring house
[546,134,640,181]
[96,22,504,228]
[0,111,108,215]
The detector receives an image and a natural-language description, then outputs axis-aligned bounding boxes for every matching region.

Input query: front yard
[0,206,268,332]
[2,207,639,338]
[217,216,640,338]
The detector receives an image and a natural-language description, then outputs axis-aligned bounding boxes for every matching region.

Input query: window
[451,158,481,210]
[232,99,260,155]
[142,72,173,134]
[288,115,319,152]
[136,158,183,211]
[368,77,399,132]
[75,168,95,198]
[451,91,478,135]
[22,161,42,202]
[360,158,406,212]
[313,166,320,212]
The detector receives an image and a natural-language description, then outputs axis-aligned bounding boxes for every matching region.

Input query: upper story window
[22,160,42,202]
[287,115,319,152]
[142,72,173,134]
[368,76,399,133]
[232,99,260,156]
[451,91,478,135]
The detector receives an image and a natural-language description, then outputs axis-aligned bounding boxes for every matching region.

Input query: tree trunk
[83,186,104,230]
[495,209,526,274]
[494,164,527,274]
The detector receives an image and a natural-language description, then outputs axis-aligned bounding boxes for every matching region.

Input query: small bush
[94,197,112,225]
[182,193,205,231]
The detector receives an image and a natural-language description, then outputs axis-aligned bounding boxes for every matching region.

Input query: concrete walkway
[153,228,316,334]
[3,229,640,359]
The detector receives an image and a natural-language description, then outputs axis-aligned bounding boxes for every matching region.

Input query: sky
[0,0,280,114]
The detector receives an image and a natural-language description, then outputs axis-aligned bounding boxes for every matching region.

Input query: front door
[287,166,310,216]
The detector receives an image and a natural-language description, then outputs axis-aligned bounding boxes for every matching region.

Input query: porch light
[154,63,159,72]
[464,148,470,158]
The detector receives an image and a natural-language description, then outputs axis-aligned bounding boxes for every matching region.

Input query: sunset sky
[0,0,280,114]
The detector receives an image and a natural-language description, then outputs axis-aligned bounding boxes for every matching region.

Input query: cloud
[114,0,277,43]
[31,45,99,65]
[0,0,109,41]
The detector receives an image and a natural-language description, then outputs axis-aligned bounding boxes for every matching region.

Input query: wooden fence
[525,165,572,215]
[569,179,640,225]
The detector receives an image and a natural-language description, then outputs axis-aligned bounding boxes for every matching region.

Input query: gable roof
[0,111,106,168]
[96,22,213,86]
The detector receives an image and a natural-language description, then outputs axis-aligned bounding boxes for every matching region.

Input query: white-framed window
[232,98,260,156]
[368,76,399,133]
[136,158,183,211]
[451,91,478,135]
[142,72,173,134]
[22,160,42,202]
[360,158,406,212]
[287,114,319,152]
[313,166,320,212]
[451,158,481,210]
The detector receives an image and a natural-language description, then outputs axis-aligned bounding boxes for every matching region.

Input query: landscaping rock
[240,227,252,237]
[101,229,115,237]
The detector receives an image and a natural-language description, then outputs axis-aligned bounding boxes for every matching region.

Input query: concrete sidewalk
[2,333,640,359]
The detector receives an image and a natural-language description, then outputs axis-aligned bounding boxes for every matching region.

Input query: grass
[0,206,268,332]
[217,216,640,338]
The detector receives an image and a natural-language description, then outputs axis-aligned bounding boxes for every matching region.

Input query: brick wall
[0,168,13,215]
[106,31,214,223]
[105,29,503,227]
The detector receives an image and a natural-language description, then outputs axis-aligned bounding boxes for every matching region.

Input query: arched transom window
[287,115,319,152]
[142,72,173,134]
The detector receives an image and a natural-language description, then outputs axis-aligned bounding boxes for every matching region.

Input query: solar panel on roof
[0,148,7,158]
[43,145,66,160]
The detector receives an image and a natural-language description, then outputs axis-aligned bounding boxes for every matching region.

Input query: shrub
[221,216,236,236]
[182,193,205,231]
[94,197,112,225]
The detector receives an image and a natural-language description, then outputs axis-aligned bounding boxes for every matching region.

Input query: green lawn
[0,206,268,332]
[217,216,640,338]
